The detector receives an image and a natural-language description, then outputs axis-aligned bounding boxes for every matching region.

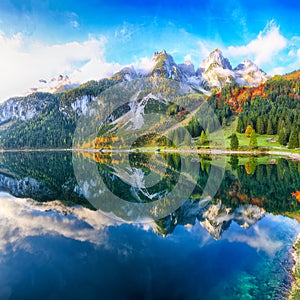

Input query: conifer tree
[198,130,208,146]
[236,117,244,133]
[288,128,299,149]
[278,128,288,146]
[249,130,258,148]
[256,117,265,134]
[230,133,239,150]
[266,119,274,135]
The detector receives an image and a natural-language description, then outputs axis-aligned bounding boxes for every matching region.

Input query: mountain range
[26,49,268,96]
[110,49,269,90]
[0,48,298,150]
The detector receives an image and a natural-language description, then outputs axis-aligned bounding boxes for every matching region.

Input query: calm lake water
[0,151,299,300]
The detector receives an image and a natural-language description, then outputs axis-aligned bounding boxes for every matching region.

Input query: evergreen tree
[206,128,210,142]
[236,117,244,133]
[266,119,274,135]
[249,130,258,148]
[222,116,227,127]
[229,155,239,170]
[256,116,265,134]
[278,128,288,146]
[230,133,239,150]
[288,128,299,149]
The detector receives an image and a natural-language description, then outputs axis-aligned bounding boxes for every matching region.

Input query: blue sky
[0,0,300,100]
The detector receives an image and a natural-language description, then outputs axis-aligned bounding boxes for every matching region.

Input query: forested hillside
[208,71,300,148]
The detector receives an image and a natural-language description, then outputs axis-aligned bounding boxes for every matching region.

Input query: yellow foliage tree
[245,125,253,138]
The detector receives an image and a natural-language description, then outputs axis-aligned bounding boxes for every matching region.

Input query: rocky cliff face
[150,50,185,80]
[0,93,55,125]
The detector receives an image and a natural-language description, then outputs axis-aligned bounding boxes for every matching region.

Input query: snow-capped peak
[108,48,269,91]
[198,49,234,88]
[200,48,232,71]
[234,59,269,86]
[29,75,79,95]
[150,50,184,80]
[234,59,259,71]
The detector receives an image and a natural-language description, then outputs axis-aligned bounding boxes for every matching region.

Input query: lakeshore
[289,235,300,300]
[72,147,300,161]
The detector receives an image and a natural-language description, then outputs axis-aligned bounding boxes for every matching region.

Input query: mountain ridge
[111,49,269,90]
[0,49,299,150]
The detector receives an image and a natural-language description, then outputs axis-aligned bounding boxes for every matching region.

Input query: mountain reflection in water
[0,151,299,299]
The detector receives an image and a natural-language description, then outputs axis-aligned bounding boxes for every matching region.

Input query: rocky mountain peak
[234,59,259,71]
[234,59,269,86]
[200,48,232,71]
[151,50,183,80]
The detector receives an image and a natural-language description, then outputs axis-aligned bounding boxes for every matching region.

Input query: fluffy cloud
[197,40,217,59]
[0,192,120,253]
[0,31,122,102]
[226,224,283,256]
[225,20,287,65]
[132,56,155,74]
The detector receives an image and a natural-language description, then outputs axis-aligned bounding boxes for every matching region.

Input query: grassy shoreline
[1,147,299,159]
[73,147,300,159]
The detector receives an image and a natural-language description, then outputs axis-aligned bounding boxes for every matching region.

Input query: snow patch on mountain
[0,94,54,124]
[111,93,161,130]
[200,48,232,71]
[30,75,79,94]
[234,59,269,86]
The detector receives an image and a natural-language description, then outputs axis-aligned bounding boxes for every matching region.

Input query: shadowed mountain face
[0,151,299,239]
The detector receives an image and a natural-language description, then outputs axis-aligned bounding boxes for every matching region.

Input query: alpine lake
[0,150,299,300]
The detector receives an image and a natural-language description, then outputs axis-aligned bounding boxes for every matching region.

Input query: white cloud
[0,192,121,253]
[225,20,287,65]
[0,31,122,102]
[269,67,285,76]
[288,49,295,57]
[226,224,283,256]
[132,56,155,74]
[198,40,214,59]
[196,40,222,65]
